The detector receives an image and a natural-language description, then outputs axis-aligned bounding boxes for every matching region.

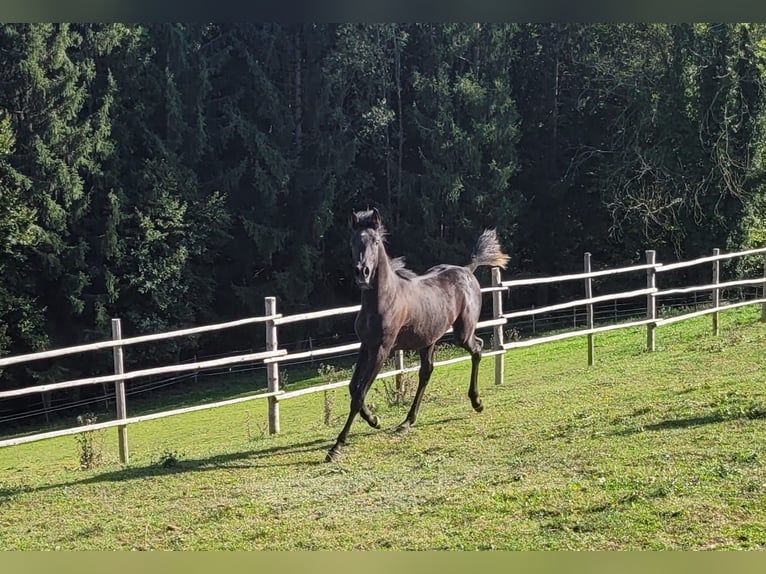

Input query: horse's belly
[394,321,450,350]
[393,327,421,350]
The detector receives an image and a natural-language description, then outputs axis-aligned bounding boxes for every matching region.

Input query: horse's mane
[390,256,417,280]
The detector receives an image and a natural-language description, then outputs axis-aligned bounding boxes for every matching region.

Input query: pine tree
[397,24,520,272]
[0,24,115,358]
[99,23,231,362]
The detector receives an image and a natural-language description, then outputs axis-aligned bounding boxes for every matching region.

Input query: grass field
[1,305,765,550]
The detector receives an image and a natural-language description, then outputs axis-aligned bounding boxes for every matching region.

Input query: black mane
[390,256,417,280]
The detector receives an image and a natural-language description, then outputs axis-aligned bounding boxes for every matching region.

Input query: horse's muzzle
[355,278,373,290]
[354,264,373,289]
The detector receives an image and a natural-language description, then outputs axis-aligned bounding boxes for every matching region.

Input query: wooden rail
[0,390,282,448]
[504,288,656,320]
[0,349,287,399]
[0,314,282,368]
[656,246,766,273]
[656,298,766,327]
[501,263,660,288]
[2,244,765,457]
[654,277,765,297]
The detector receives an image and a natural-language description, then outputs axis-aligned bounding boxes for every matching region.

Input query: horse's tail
[467,229,509,274]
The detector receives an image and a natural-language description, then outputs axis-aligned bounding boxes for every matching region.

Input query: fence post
[111,318,129,464]
[712,248,720,336]
[584,252,594,366]
[308,336,314,367]
[762,252,766,323]
[646,250,657,352]
[395,350,405,392]
[265,297,280,434]
[491,267,505,386]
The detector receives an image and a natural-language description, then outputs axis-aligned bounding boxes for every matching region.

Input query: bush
[74,413,105,470]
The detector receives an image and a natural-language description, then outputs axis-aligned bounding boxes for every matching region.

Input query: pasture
[1,306,765,550]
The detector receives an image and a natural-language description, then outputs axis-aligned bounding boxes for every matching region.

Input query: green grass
[1,306,766,550]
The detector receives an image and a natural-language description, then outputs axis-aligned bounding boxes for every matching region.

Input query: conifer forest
[1,23,766,408]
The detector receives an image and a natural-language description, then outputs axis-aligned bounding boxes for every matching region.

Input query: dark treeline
[2,23,766,398]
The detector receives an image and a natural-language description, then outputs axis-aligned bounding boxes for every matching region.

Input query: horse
[325,207,509,462]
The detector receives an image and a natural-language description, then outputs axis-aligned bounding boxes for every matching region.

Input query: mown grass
[1,306,765,550]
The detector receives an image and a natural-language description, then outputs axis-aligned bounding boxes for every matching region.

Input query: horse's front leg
[359,401,381,429]
[326,344,391,462]
[325,347,372,462]
[349,345,381,430]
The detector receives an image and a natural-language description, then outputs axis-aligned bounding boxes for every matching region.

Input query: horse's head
[349,207,385,290]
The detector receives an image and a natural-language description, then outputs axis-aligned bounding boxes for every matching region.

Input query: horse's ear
[370,208,382,229]
[349,210,359,229]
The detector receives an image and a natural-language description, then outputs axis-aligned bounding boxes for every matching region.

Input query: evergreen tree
[0,113,39,357]
[1,22,765,423]
[99,23,231,362]
[397,23,521,272]
[0,23,117,390]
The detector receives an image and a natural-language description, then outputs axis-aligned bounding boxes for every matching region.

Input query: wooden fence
[1,246,765,462]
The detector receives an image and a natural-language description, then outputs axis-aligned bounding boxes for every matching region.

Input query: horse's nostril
[363,267,370,277]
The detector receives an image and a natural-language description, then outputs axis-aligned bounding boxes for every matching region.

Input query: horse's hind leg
[458,331,484,413]
[467,335,484,412]
[397,344,435,432]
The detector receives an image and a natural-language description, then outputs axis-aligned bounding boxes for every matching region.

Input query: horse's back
[390,264,480,349]
[419,264,481,297]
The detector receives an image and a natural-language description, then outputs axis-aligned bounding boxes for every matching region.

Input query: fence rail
[500,263,662,288]
[0,314,282,368]
[2,244,766,458]
[654,277,765,297]
[656,297,766,326]
[0,390,282,448]
[656,246,766,272]
[504,287,656,320]
[0,349,287,399]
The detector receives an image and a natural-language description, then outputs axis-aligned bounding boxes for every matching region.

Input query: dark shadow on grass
[383,415,465,432]
[0,486,23,503]
[613,412,727,436]
[0,436,332,498]
[3,415,473,499]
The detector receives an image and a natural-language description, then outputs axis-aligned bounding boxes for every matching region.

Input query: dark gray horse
[326,208,508,462]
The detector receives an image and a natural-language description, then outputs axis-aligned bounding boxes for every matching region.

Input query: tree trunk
[294,29,303,154]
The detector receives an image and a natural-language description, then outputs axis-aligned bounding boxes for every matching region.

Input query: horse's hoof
[473,402,484,413]
[325,447,342,462]
[395,421,411,434]
[371,415,381,429]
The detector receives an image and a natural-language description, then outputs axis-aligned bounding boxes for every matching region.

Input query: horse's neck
[362,245,398,308]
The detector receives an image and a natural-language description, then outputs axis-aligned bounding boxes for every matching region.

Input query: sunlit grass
[1,306,765,549]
